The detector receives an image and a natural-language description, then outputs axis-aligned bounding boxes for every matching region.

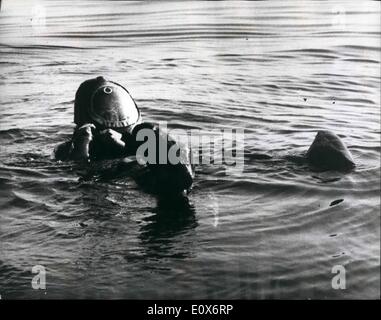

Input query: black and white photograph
[0,0,379,305]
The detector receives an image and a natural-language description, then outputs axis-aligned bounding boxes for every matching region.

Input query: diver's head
[74,76,141,133]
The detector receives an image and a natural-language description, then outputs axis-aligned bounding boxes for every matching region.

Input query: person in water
[55,76,194,195]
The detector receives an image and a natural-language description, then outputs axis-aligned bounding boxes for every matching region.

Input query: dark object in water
[55,76,194,196]
[306,130,355,170]
[117,157,194,197]
[330,199,344,206]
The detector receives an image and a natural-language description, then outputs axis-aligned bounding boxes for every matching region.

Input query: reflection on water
[0,0,380,299]
[140,197,197,259]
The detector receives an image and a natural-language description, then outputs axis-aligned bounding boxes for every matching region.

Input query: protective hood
[74,76,141,128]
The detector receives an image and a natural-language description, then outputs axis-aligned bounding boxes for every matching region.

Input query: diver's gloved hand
[98,129,126,152]
[72,123,95,161]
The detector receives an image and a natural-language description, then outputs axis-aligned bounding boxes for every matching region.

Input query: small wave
[337,45,381,53]
[0,43,87,51]
[343,58,379,64]
[0,128,30,141]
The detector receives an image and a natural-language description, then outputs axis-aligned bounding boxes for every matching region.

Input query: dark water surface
[0,1,380,299]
